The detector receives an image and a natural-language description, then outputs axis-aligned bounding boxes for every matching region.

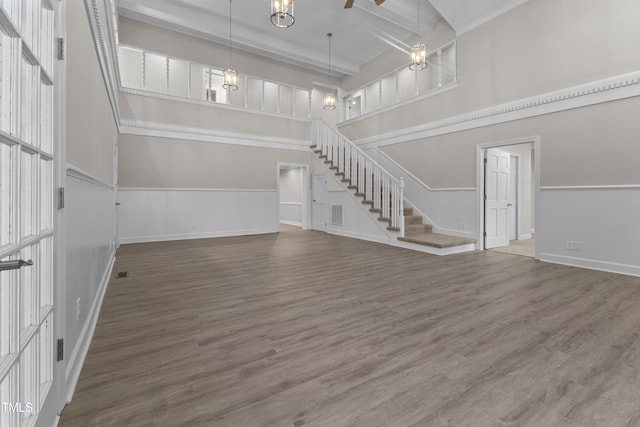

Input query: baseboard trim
[519,234,532,240]
[538,253,640,278]
[392,240,477,256]
[324,228,393,246]
[280,220,302,227]
[65,251,116,403]
[120,227,280,244]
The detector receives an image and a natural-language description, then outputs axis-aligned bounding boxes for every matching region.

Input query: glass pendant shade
[409,43,427,71]
[323,91,336,110]
[271,0,294,28]
[223,68,238,90]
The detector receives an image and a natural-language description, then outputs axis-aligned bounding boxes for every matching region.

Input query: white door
[312,174,328,230]
[0,2,61,425]
[508,155,518,241]
[485,148,510,248]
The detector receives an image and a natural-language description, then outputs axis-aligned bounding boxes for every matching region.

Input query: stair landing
[398,208,476,249]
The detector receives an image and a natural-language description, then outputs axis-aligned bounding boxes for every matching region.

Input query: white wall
[538,187,640,276]
[63,0,119,403]
[64,170,116,399]
[118,189,279,243]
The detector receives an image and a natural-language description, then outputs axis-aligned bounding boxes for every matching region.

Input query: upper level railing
[313,119,404,235]
[341,40,456,122]
[117,44,312,119]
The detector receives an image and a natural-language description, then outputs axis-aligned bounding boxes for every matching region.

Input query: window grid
[0,1,56,423]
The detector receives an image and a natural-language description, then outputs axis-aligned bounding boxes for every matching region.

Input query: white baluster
[399,178,405,236]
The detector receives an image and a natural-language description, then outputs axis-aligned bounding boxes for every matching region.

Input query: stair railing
[312,119,405,236]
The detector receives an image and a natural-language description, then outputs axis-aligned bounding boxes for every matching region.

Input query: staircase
[311,119,476,252]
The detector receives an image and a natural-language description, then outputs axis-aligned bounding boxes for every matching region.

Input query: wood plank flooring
[59,227,640,426]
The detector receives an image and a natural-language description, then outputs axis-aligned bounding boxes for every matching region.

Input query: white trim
[456,0,531,36]
[120,87,312,123]
[540,184,640,190]
[118,187,276,193]
[392,239,477,256]
[66,165,114,189]
[325,228,393,246]
[519,234,532,240]
[328,189,348,193]
[120,227,279,244]
[65,251,115,402]
[352,71,640,149]
[338,83,457,127]
[539,253,640,278]
[433,226,477,240]
[279,220,302,226]
[84,0,120,127]
[280,202,302,206]
[119,119,310,152]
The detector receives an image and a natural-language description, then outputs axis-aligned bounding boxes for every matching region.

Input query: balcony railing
[117,44,312,119]
[341,40,456,122]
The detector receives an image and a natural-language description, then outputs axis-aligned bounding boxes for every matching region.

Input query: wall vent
[331,204,344,226]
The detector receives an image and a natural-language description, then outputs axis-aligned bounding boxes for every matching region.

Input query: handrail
[312,119,404,236]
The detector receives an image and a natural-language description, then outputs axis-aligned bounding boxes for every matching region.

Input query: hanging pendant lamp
[323,33,336,111]
[223,0,238,90]
[271,0,295,28]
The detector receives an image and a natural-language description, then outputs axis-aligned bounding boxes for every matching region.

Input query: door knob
[507,203,513,207]
[0,259,33,271]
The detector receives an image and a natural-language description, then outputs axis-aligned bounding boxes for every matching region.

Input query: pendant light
[323,33,336,111]
[409,0,428,71]
[223,0,238,90]
[271,0,295,28]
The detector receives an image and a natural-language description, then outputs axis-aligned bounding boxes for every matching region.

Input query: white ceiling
[118,0,525,76]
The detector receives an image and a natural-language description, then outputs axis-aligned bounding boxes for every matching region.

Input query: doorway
[277,163,310,230]
[478,138,539,258]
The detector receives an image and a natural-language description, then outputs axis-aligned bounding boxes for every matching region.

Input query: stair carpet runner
[311,145,476,249]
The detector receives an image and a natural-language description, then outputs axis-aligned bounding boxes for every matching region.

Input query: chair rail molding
[352,71,640,150]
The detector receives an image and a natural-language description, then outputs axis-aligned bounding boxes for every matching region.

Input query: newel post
[399,177,405,237]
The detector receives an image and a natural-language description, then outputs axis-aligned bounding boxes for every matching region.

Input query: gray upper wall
[67,0,118,183]
[338,0,640,138]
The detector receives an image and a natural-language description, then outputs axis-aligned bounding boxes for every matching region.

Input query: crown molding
[84,0,121,128]
[119,119,311,152]
[352,71,640,150]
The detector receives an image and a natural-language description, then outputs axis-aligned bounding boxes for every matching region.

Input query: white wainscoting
[280,202,302,226]
[325,190,396,245]
[119,188,279,243]
[65,167,116,401]
[367,148,477,238]
[538,186,640,277]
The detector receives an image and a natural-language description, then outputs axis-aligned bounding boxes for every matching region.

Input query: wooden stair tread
[398,233,476,249]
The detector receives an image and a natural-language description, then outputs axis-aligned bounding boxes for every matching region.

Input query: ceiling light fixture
[223,0,238,90]
[271,0,294,28]
[323,33,336,111]
[409,0,428,71]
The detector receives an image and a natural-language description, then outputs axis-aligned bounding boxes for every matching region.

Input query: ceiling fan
[344,0,385,9]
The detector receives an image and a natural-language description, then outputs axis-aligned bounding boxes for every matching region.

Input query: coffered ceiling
[118,0,527,76]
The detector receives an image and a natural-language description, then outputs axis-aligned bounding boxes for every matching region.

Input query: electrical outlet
[461,222,466,231]
[76,298,81,321]
[566,241,573,250]
[574,241,582,251]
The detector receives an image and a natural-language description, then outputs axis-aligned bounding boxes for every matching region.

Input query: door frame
[509,153,520,241]
[276,163,310,230]
[476,136,541,258]
[311,173,329,231]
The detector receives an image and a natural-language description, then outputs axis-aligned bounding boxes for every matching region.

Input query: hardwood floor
[59,227,640,427]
